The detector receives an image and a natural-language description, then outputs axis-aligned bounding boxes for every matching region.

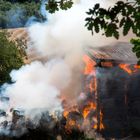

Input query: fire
[63,56,140,133]
[101,61,113,67]
[99,110,104,130]
[119,64,140,74]
[83,54,104,130]
[93,77,97,94]
[119,64,133,74]
[83,55,97,93]
[83,55,96,75]
[63,110,69,118]
[83,102,96,119]
[62,54,105,133]
[134,65,140,69]
[68,120,76,126]
[63,105,79,119]
[88,77,97,93]
[89,78,94,93]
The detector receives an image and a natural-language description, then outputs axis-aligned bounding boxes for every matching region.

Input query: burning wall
[82,44,140,138]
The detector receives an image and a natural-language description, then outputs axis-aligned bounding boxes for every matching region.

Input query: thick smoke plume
[0,0,131,136]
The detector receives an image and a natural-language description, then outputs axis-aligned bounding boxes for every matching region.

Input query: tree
[46,0,73,13]
[0,31,23,85]
[0,0,44,28]
[45,0,140,64]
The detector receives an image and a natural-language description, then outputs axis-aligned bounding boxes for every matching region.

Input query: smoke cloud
[0,0,131,136]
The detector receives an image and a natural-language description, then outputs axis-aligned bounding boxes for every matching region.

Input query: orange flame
[68,120,76,126]
[83,55,96,75]
[101,62,113,67]
[99,110,104,130]
[63,110,69,118]
[83,54,104,130]
[119,64,133,74]
[119,64,140,74]
[93,124,98,129]
[134,65,140,69]
[83,102,96,119]
[88,77,97,93]
[62,54,105,132]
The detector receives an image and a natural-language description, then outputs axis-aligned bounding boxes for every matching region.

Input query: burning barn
[2,0,140,139]
[82,42,140,138]
[1,30,140,139]
[2,28,140,139]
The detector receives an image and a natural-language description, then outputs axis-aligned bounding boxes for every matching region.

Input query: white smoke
[0,59,71,136]
[0,0,130,136]
[4,59,71,111]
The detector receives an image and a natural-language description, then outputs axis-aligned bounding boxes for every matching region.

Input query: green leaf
[94,23,100,33]
[123,17,133,36]
[132,45,140,52]
[46,0,73,13]
[86,9,93,15]
[94,3,100,10]
[85,17,92,21]
[87,22,94,30]
[120,17,125,27]
[105,23,118,37]
[94,18,100,33]
[137,60,140,65]
[105,15,110,19]
[114,30,119,39]
[136,50,140,58]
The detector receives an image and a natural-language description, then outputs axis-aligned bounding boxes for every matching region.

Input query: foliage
[131,38,140,64]
[0,31,23,85]
[84,0,140,63]
[46,0,73,13]
[0,0,43,28]
[85,1,140,38]
[5,0,40,3]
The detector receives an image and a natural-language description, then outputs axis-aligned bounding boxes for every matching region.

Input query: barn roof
[86,42,138,64]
